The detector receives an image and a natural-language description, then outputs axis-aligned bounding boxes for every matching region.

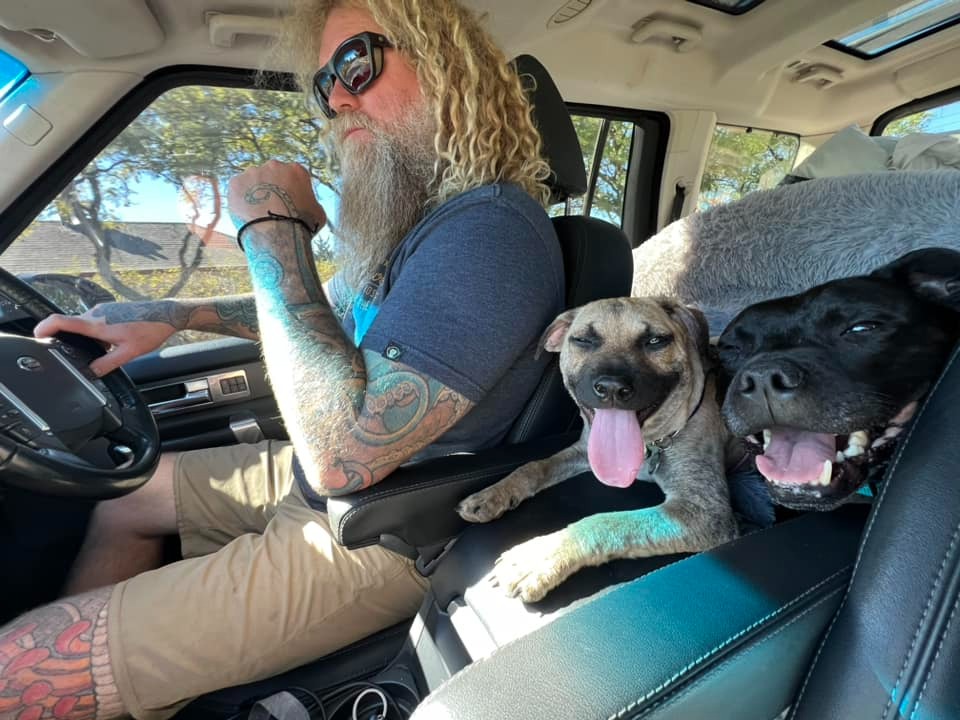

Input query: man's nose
[327,79,360,115]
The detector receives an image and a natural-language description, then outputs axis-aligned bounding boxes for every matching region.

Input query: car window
[550,113,635,227]
[0,49,29,102]
[7,84,337,345]
[881,98,960,136]
[698,125,799,210]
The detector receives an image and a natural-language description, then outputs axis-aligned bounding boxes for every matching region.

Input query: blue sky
[109,174,340,237]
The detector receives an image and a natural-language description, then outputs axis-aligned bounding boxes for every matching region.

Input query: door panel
[125,338,286,452]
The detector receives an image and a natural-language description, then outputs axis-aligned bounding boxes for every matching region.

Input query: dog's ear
[870,248,960,309]
[536,308,579,359]
[660,299,711,362]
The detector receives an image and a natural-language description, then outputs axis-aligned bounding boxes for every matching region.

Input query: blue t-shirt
[295,183,565,507]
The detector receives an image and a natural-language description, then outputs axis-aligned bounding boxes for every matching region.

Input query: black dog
[718,248,960,511]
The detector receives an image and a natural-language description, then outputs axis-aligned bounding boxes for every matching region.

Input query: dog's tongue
[755,428,834,485]
[588,409,645,488]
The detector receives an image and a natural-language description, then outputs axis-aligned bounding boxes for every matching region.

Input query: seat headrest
[512,54,587,204]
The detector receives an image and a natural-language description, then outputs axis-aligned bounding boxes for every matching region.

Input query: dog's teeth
[763,429,772,451]
[843,444,865,458]
[836,451,845,463]
[817,460,832,486]
[849,430,868,448]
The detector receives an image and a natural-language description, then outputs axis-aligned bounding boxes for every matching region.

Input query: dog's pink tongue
[588,409,645,488]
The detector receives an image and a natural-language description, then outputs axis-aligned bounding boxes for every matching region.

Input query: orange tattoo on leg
[0,586,123,719]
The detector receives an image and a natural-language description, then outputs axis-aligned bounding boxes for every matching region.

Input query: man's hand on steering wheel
[34,303,177,377]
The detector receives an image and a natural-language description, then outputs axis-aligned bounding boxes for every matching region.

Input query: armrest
[326,432,578,552]
[411,504,869,720]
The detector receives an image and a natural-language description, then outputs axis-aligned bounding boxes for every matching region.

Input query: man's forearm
[241,219,368,486]
[93,296,259,339]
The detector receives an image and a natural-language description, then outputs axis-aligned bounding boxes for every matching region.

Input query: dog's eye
[842,321,881,335]
[645,334,673,349]
[569,335,596,349]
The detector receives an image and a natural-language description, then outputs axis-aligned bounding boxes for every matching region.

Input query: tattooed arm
[0,586,125,719]
[229,162,475,494]
[33,295,261,376]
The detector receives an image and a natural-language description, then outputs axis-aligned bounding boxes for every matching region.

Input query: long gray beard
[330,108,436,292]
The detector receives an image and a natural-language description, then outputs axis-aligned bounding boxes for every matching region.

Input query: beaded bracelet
[236,211,320,251]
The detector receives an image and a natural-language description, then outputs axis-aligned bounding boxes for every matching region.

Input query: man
[0,1,564,718]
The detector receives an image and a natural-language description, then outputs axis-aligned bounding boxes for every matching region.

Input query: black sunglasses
[313,31,393,119]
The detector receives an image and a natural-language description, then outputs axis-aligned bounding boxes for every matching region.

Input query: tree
[42,85,334,300]
[699,127,798,209]
[883,111,932,137]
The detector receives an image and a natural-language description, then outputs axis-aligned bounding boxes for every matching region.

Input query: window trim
[565,103,670,247]
[0,67,669,253]
[871,83,960,135]
[0,66,296,251]
[685,0,766,16]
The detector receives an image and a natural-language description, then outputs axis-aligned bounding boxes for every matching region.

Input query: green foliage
[24,84,337,305]
[561,115,633,225]
[882,111,933,137]
[699,127,799,210]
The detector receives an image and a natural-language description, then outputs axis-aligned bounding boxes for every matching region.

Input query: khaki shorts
[107,440,428,720]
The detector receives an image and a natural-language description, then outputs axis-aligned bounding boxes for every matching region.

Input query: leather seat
[409,345,960,719]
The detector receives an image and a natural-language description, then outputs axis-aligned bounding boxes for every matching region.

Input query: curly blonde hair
[276,0,552,207]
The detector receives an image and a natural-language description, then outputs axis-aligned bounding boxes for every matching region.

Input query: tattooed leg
[0,586,125,719]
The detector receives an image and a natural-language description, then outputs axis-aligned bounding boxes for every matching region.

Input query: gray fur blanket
[632,170,960,335]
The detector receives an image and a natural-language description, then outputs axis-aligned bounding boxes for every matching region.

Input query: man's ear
[870,248,960,309]
[536,308,579,359]
[660,299,710,362]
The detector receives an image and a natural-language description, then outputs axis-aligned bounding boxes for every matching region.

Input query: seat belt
[668,182,687,223]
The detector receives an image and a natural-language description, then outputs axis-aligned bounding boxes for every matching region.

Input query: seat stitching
[416,532,851,714]
[882,520,960,719]
[909,591,960,719]
[790,345,960,716]
[634,586,845,719]
[606,566,851,720]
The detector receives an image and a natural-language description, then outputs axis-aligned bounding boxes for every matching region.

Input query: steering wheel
[0,267,160,498]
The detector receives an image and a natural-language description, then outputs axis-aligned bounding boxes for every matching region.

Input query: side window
[698,125,799,210]
[881,99,960,136]
[550,113,635,227]
[9,85,336,345]
[0,49,29,102]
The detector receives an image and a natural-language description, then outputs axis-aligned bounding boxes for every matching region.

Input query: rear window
[698,125,800,210]
[0,49,29,103]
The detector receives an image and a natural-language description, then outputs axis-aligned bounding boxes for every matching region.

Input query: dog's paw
[457,482,530,523]
[490,530,582,602]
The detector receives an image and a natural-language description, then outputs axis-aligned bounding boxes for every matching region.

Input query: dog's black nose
[592,376,635,402]
[738,363,803,398]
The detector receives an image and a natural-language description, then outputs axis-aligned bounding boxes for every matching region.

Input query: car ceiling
[0,0,958,137]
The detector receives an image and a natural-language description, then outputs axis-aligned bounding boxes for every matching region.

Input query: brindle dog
[458,297,740,602]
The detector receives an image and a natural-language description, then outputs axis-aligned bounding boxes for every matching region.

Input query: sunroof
[0,50,29,103]
[830,0,960,58]
[686,0,766,16]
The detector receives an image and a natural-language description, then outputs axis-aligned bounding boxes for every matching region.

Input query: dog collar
[645,368,713,475]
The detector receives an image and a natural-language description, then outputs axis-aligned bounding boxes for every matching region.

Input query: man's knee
[90,452,180,538]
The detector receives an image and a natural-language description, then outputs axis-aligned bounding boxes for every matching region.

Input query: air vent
[548,0,592,27]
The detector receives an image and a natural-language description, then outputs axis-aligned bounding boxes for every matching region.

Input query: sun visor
[0,0,164,59]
